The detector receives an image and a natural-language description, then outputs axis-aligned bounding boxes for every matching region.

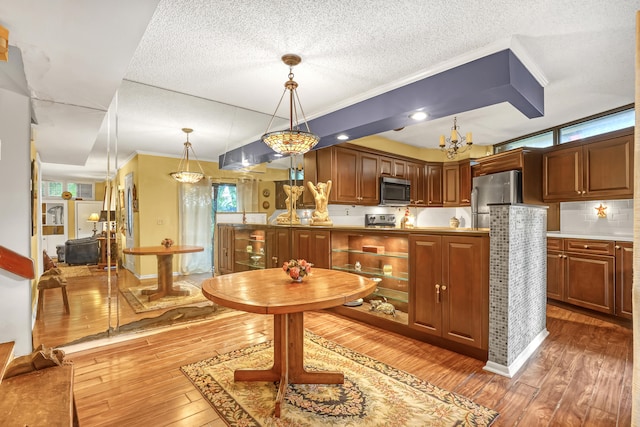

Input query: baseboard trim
[483,328,549,378]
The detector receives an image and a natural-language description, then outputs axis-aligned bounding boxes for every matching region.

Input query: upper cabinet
[425,163,443,207]
[316,145,380,205]
[543,128,634,202]
[473,148,544,205]
[407,162,426,206]
[443,159,471,207]
[380,156,407,178]
[306,143,469,208]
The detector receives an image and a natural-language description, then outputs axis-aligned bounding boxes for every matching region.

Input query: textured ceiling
[0,1,638,180]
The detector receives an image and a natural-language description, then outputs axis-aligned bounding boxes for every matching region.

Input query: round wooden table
[201,268,377,418]
[123,245,203,301]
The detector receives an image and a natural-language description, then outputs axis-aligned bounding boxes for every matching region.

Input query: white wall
[0,75,34,355]
[0,89,32,356]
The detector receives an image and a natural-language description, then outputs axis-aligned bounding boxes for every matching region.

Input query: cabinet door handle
[583,245,589,249]
[435,284,440,303]
[461,199,469,203]
[557,254,563,258]
[615,245,621,250]
[272,256,278,266]
[576,190,581,194]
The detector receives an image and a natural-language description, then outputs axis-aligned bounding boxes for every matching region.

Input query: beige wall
[350,135,493,161]
[118,153,287,277]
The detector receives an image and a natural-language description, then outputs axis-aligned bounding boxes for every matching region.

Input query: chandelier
[439,116,473,159]
[170,128,205,183]
[261,54,320,156]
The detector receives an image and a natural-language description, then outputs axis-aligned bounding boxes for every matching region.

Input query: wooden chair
[37,268,70,318]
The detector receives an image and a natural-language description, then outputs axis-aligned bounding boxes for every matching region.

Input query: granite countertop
[231,223,491,235]
[547,232,633,242]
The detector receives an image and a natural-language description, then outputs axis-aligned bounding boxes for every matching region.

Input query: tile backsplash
[559,199,633,236]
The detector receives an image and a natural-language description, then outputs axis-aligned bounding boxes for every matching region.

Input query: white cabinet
[42,201,68,258]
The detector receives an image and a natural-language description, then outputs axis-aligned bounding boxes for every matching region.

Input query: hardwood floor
[35,271,632,426]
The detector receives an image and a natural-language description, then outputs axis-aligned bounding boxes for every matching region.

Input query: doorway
[75,201,103,238]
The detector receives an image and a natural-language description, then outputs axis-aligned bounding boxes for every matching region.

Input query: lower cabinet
[409,234,489,350]
[615,241,634,319]
[233,228,267,272]
[265,228,291,269]
[330,231,409,319]
[217,225,235,275]
[292,229,331,269]
[547,238,617,315]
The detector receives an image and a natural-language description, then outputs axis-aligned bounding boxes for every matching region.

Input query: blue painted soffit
[219,49,543,169]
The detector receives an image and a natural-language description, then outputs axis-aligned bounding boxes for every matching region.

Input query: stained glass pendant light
[261,54,320,156]
[170,128,206,183]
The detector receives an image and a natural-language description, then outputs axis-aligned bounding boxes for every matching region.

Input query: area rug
[181,331,499,426]
[122,282,212,313]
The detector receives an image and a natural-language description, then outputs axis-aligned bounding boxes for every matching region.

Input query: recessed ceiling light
[409,111,428,121]
[337,134,349,141]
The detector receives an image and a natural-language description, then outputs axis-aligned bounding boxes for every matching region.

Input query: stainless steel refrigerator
[471,170,522,228]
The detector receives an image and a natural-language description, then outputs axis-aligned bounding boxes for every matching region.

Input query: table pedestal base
[140,253,191,302]
[233,312,343,417]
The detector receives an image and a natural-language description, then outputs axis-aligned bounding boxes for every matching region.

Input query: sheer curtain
[236,177,259,212]
[178,177,213,274]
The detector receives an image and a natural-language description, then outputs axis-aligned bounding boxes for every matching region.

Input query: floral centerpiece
[282,259,312,282]
[161,238,174,248]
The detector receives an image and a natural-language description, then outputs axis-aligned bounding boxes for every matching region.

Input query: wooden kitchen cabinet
[425,163,443,206]
[380,156,407,178]
[292,229,331,269]
[473,148,526,176]
[331,231,409,322]
[265,227,291,269]
[459,160,471,206]
[216,224,234,275]
[409,234,489,350]
[407,161,426,206]
[316,145,380,205]
[543,128,633,201]
[233,228,267,272]
[615,241,633,319]
[443,163,459,206]
[546,238,615,315]
[443,160,471,207]
[546,238,564,301]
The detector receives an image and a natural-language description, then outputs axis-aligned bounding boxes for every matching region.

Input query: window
[41,181,95,199]
[67,183,94,199]
[559,108,634,143]
[493,105,634,153]
[495,131,554,153]
[42,181,63,198]
[213,184,237,212]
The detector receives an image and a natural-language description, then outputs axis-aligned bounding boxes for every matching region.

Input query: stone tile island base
[484,204,549,378]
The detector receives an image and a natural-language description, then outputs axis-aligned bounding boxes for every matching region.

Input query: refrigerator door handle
[470,186,478,213]
[470,186,479,229]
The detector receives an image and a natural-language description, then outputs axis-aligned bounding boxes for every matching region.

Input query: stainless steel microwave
[379,176,411,206]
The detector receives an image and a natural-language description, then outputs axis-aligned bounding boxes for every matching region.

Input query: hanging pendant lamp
[170,128,206,183]
[261,54,320,156]
[439,116,473,159]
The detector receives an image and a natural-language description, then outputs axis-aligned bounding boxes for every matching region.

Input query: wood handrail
[0,245,34,279]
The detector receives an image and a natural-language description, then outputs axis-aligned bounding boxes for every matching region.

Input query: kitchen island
[217,223,490,360]
[217,205,550,379]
